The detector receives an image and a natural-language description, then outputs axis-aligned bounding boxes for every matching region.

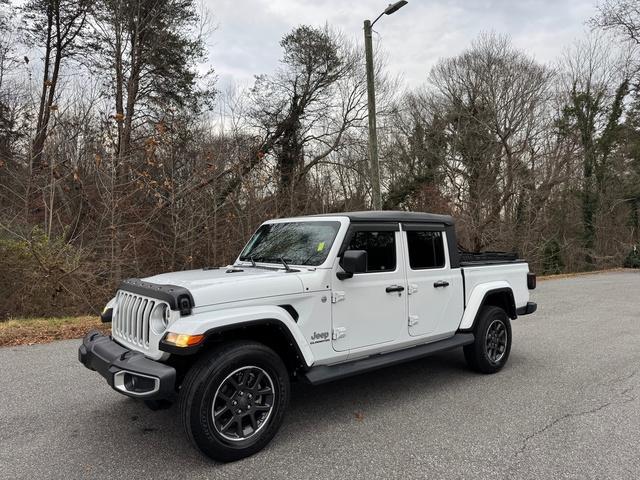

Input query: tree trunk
[119,22,141,159]
[582,144,597,268]
[114,19,125,161]
[31,2,54,171]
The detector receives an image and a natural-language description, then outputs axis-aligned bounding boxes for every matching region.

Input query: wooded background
[1,0,639,318]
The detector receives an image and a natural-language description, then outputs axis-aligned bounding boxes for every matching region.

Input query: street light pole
[363,1,408,211]
[363,18,381,210]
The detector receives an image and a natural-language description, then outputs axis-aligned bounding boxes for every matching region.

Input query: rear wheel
[464,306,512,374]
[179,341,290,462]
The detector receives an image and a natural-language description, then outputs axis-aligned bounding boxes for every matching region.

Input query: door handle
[385,285,405,293]
[433,281,449,288]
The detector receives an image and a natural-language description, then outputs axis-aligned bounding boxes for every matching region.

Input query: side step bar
[303,333,475,385]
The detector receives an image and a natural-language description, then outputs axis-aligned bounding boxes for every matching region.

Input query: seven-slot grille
[112,291,163,349]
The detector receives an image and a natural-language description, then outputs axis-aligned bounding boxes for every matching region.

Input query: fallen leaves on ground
[0,316,110,347]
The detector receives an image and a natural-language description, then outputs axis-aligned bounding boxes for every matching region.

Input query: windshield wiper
[235,257,281,270]
[278,257,299,272]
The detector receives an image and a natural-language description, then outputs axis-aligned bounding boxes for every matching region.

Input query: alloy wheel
[485,319,508,364]
[211,366,275,442]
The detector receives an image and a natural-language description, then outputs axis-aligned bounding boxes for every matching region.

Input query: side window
[406,231,446,269]
[348,230,396,272]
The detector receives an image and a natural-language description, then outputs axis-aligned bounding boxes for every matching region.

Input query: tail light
[527,272,537,290]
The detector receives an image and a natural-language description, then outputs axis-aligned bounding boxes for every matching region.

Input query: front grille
[112,291,161,349]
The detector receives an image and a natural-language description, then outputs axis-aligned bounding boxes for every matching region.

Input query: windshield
[239,221,341,266]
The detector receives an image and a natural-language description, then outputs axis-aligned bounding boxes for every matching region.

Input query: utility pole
[364,19,381,210]
[363,1,407,211]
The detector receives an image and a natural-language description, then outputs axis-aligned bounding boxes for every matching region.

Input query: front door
[331,226,407,352]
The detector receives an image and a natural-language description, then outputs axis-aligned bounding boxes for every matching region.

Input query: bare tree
[22,0,90,170]
[248,25,368,214]
[591,0,640,45]
[424,33,553,250]
[557,34,633,266]
[0,0,25,162]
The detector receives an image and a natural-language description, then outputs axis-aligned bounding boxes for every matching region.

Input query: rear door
[402,224,463,338]
[331,224,407,352]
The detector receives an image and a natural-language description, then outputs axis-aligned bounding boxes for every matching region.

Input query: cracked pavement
[514,370,638,459]
[1,271,639,479]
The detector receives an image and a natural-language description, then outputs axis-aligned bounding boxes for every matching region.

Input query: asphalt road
[1,272,639,479]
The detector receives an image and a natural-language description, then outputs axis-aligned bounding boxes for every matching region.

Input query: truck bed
[460,260,530,311]
[458,250,523,266]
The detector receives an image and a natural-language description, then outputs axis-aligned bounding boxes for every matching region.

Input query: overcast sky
[204,0,600,90]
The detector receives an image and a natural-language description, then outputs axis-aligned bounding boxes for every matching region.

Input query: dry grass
[0,316,110,347]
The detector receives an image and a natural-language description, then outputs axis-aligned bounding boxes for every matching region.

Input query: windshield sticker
[317,241,325,252]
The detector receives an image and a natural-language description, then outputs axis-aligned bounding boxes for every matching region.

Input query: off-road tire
[464,306,512,374]
[178,340,290,462]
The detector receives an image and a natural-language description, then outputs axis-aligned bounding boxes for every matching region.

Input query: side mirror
[337,250,367,280]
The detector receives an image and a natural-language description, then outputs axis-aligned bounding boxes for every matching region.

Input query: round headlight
[150,304,169,335]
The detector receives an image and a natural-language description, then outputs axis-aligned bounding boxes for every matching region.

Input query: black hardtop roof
[315,211,454,226]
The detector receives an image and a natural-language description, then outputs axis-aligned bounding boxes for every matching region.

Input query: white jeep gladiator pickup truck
[79,211,537,461]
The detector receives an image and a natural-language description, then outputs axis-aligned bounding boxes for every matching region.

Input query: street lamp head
[384,1,408,15]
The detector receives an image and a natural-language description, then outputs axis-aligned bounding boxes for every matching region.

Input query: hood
[143,266,305,308]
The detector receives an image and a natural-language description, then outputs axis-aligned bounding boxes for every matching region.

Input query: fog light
[113,370,160,396]
[124,373,156,393]
[164,332,204,348]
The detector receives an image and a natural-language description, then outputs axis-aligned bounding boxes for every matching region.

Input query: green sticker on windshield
[317,241,325,252]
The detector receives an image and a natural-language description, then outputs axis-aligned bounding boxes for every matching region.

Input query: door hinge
[408,283,419,295]
[331,291,345,303]
[332,327,347,340]
[408,315,419,327]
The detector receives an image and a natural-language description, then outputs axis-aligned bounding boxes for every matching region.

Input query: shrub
[623,245,640,269]
[0,229,108,319]
[542,238,564,275]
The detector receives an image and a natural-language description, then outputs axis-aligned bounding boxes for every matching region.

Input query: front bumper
[78,331,176,400]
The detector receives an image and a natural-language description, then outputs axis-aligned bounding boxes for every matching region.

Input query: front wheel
[179,341,290,462]
[463,306,512,374]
